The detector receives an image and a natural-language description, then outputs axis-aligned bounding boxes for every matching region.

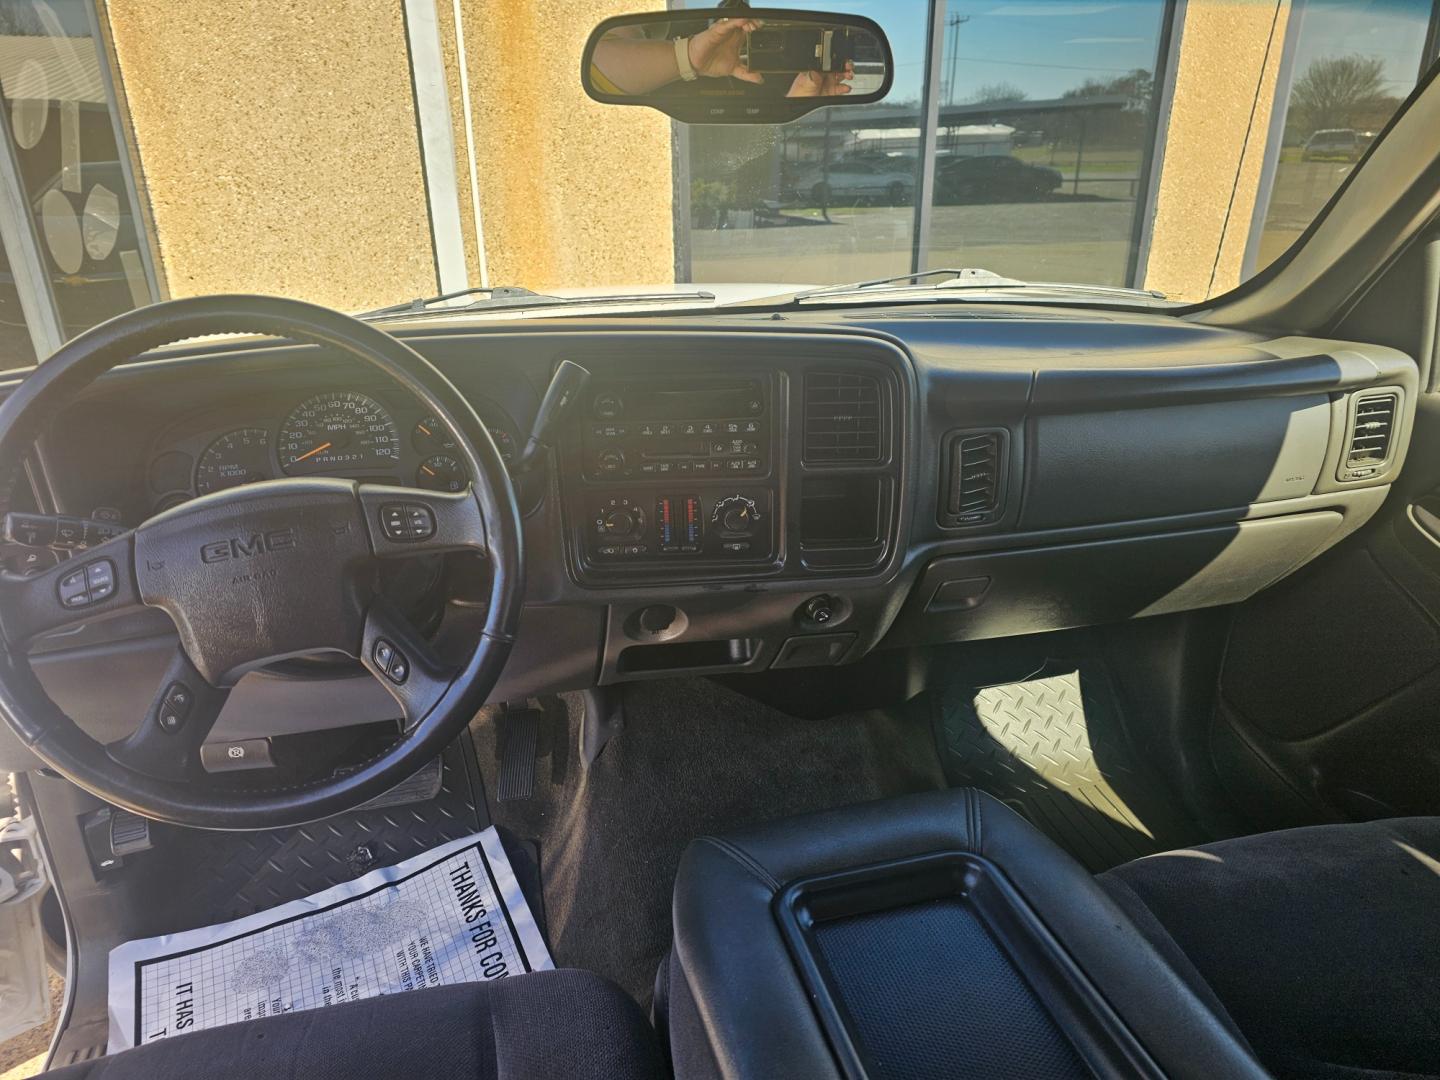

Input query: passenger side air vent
[1339,391,1400,481]
[803,372,882,463]
[941,429,1007,527]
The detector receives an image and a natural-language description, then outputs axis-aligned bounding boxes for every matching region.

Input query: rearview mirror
[582,8,893,124]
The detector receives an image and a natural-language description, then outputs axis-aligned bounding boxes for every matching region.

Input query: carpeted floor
[470,677,945,1007]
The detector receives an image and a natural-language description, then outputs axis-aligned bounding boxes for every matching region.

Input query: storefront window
[679,0,1168,289]
[0,0,151,342]
[1251,0,1435,274]
[682,0,931,285]
[923,0,1168,286]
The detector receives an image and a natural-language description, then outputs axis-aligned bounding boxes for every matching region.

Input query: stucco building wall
[105,0,439,313]
[1141,2,1293,300]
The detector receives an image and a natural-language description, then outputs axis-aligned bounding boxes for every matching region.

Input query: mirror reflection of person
[590,18,854,98]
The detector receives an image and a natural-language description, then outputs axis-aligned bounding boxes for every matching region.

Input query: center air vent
[803,372,882,463]
[941,429,1006,527]
[1339,391,1399,481]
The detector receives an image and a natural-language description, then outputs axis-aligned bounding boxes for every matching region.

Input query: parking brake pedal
[496,708,540,802]
[81,807,153,874]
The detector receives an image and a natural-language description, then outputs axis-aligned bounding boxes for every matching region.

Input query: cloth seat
[47,968,664,1080]
[1098,816,1440,1080]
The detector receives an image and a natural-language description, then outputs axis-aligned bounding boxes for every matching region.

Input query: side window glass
[0,0,154,345]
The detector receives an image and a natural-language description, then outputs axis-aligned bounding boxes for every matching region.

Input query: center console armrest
[662,789,1265,1080]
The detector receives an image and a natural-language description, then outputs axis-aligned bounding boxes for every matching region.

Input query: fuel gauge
[416,454,467,493]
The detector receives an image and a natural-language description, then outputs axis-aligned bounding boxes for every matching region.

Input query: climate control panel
[583,488,773,564]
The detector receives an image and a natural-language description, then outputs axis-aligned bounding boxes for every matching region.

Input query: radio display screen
[599,381,762,420]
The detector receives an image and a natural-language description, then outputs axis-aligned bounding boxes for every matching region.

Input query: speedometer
[279,391,401,476]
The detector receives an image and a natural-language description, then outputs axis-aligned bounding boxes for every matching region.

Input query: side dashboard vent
[803,372,882,463]
[1341,392,1399,480]
[942,430,1006,526]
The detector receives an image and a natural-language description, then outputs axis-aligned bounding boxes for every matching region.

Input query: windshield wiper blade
[795,267,1165,303]
[355,285,549,318]
[795,267,1022,299]
[355,285,717,321]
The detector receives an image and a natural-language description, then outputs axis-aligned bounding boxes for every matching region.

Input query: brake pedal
[496,708,541,802]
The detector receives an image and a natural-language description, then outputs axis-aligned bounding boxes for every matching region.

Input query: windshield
[0,0,1434,367]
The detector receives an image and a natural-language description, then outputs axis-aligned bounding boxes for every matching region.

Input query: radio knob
[595,448,625,473]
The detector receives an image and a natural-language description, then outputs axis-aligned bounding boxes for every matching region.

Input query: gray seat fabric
[47,969,664,1080]
[1099,816,1440,1080]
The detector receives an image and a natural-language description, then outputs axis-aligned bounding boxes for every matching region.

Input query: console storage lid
[664,789,1264,1080]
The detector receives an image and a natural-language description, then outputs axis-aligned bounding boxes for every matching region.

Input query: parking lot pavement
[0,974,62,1080]
[692,198,1139,288]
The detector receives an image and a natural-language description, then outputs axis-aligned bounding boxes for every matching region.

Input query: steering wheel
[0,296,523,830]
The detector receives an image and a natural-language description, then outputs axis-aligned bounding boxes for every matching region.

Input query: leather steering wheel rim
[0,295,524,830]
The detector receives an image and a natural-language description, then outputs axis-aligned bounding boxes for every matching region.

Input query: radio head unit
[582,376,769,480]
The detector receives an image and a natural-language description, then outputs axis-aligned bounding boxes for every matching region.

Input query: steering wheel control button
[373,639,396,670]
[58,569,89,607]
[379,502,436,542]
[406,505,435,540]
[85,559,115,600]
[54,558,118,609]
[373,639,409,684]
[158,682,194,733]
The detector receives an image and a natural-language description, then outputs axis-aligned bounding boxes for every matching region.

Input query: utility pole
[945,13,970,109]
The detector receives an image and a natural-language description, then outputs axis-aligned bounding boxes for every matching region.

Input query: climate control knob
[712,495,760,537]
[596,497,646,543]
[600,508,637,537]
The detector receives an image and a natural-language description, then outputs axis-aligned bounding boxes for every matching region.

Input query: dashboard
[0,306,1419,768]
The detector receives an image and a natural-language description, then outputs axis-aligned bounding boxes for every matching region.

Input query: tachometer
[195,427,273,495]
[279,391,400,475]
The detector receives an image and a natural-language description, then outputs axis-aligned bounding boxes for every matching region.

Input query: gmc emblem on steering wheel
[199,527,299,564]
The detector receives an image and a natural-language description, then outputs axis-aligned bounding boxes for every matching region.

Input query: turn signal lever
[4,512,124,550]
[513,359,590,474]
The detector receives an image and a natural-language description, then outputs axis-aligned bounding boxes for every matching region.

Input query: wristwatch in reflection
[675,36,698,81]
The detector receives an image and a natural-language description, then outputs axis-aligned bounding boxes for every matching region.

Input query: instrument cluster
[149,389,517,514]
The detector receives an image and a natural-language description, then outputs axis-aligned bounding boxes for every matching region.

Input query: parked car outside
[1301,128,1364,162]
[790,158,914,205]
[936,153,1063,203]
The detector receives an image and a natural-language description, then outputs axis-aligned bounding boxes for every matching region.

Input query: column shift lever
[513,360,591,474]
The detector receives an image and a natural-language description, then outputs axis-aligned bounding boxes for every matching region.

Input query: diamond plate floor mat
[149,730,519,933]
[38,730,548,1073]
[932,642,1202,872]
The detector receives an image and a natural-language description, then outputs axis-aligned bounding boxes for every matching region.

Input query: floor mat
[931,639,1203,873]
[149,731,498,932]
[41,731,545,1072]
[471,678,945,1008]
